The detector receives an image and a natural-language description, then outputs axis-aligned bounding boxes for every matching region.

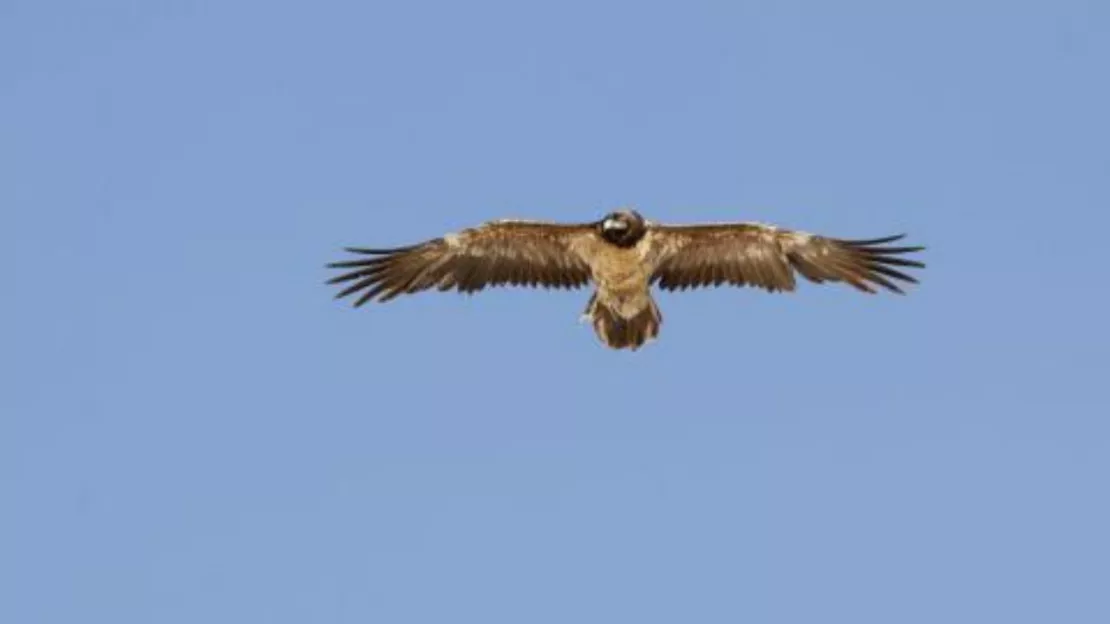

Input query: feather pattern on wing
[326,219,597,305]
[643,222,925,294]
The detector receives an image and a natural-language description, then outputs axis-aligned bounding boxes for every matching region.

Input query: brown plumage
[327,208,925,350]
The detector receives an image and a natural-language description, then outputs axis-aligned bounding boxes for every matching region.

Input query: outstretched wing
[643,222,925,294]
[327,219,598,306]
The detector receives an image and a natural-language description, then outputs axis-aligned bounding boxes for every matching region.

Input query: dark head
[597,208,647,247]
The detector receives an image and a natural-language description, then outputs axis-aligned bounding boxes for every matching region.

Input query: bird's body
[327,208,925,350]
[579,242,662,348]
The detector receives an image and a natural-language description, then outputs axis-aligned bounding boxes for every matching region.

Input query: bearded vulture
[326,208,925,350]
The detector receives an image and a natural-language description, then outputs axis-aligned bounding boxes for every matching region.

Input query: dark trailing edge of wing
[343,245,422,255]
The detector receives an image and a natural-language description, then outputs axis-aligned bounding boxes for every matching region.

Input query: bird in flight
[327,208,925,350]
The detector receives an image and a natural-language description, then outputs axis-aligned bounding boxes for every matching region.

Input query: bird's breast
[589,246,652,317]
[591,247,647,288]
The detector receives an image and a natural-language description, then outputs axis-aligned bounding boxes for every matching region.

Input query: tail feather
[585,293,662,351]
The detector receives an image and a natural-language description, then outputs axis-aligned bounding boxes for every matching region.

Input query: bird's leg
[579,292,598,323]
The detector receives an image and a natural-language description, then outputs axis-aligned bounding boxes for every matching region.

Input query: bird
[326,208,925,350]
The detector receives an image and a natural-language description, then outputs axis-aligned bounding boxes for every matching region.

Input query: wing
[643,222,925,294]
[327,219,598,306]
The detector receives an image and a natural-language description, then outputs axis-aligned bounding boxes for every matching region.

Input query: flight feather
[643,222,925,294]
[326,219,596,306]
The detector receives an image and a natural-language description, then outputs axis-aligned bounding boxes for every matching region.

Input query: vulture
[327,208,925,350]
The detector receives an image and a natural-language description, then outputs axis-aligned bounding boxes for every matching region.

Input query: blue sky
[3,1,1108,622]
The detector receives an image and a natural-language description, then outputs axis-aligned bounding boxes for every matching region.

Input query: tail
[582,293,663,351]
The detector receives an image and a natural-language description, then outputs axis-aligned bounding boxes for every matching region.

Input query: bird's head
[598,208,647,247]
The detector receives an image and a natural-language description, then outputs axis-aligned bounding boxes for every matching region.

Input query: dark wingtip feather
[868,256,926,269]
[343,245,414,255]
[325,268,381,285]
[871,275,905,294]
[327,257,391,269]
[841,233,906,246]
[333,277,374,301]
[866,245,926,255]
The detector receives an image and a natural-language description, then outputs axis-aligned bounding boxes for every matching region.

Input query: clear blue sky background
[3,1,1108,622]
